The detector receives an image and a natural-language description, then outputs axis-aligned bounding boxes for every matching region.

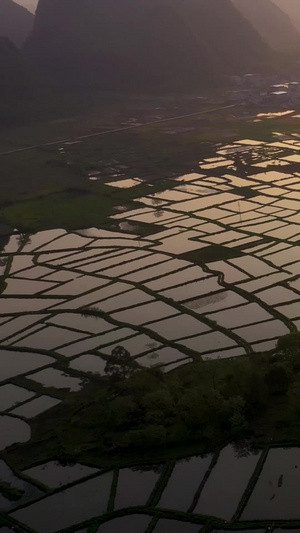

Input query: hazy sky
[11,0,300,27]
[14,0,38,13]
[12,0,300,19]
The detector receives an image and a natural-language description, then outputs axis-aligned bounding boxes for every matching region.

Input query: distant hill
[232,0,300,52]
[25,0,271,91]
[272,0,300,33]
[0,37,30,94]
[0,37,32,125]
[14,0,37,13]
[0,0,34,47]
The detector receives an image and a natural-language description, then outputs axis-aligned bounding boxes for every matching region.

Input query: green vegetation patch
[0,481,24,501]
[7,332,300,471]
[0,190,116,232]
[182,245,243,264]
[230,187,259,199]
[0,181,153,232]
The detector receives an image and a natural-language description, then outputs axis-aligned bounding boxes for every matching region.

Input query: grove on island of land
[7,332,300,470]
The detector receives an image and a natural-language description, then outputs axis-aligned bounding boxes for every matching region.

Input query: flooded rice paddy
[4,444,300,531]
[3,135,300,529]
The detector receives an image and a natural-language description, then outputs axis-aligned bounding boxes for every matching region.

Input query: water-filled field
[4,445,300,531]
[3,134,300,529]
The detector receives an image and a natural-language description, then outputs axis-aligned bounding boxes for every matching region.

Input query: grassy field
[1,95,300,232]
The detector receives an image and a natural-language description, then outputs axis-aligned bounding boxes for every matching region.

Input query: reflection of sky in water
[114,467,161,509]
[4,125,300,530]
[194,445,261,520]
[242,448,300,520]
[0,384,35,411]
[11,396,61,419]
[3,138,300,463]
[257,110,294,119]
[69,354,107,375]
[23,461,98,489]
[96,516,151,533]
[0,416,30,451]
[0,350,54,381]
[12,472,113,533]
[159,455,212,511]
[0,459,42,512]
[29,369,84,392]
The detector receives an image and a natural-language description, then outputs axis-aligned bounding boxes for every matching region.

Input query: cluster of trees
[67,333,300,454]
